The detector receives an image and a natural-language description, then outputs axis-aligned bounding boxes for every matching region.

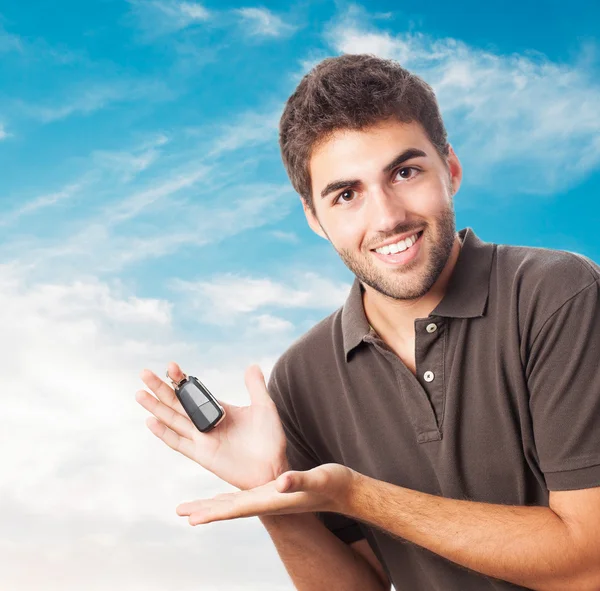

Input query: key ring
[166,369,188,389]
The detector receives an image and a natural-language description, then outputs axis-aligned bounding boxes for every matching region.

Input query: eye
[332,189,356,206]
[394,166,420,181]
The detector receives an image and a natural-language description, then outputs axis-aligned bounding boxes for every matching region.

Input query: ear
[302,199,329,241]
[447,144,462,196]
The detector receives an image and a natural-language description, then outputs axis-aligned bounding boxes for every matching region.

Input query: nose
[366,184,408,233]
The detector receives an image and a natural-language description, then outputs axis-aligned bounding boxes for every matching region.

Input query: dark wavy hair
[279,53,449,215]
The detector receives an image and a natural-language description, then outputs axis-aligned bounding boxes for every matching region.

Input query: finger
[145,416,197,461]
[135,389,196,440]
[244,364,273,407]
[166,361,185,384]
[139,367,186,416]
[177,484,305,525]
[179,494,256,524]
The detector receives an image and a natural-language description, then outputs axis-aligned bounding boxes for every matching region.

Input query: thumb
[276,471,300,493]
[244,364,273,407]
[276,467,325,494]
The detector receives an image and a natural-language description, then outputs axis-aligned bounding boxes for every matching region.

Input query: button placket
[415,317,446,440]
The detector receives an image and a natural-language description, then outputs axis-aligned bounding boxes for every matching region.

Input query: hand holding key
[136,362,290,491]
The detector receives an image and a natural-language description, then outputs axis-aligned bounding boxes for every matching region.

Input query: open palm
[136,362,289,491]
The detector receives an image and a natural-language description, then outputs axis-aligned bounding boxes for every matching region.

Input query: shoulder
[494,241,599,333]
[271,306,342,380]
[268,306,343,400]
[496,241,598,281]
[495,242,598,294]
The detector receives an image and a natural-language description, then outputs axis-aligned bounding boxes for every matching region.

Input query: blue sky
[1,1,600,589]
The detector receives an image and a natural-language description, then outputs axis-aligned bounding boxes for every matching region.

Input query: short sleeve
[267,362,365,544]
[526,278,600,491]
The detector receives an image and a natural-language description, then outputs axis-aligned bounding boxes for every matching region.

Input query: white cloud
[0,123,8,140]
[0,263,297,589]
[174,271,351,325]
[323,5,600,195]
[270,230,300,243]
[234,7,296,38]
[127,0,211,38]
[178,1,210,21]
[128,1,295,42]
[252,313,295,332]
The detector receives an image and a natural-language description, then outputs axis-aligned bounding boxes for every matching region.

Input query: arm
[346,474,600,591]
[351,538,392,590]
[176,461,598,591]
[262,363,390,590]
[259,512,390,591]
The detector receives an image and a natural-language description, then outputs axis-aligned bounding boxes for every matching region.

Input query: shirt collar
[341,227,496,360]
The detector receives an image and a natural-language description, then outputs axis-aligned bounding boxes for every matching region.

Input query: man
[137,54,600,590]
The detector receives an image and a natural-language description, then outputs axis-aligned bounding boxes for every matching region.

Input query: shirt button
[424,371,435,382]
[426,323,437,333]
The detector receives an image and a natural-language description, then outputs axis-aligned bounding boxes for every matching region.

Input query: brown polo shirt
[267,227,600,591]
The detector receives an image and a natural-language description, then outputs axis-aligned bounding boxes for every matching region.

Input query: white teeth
[374,232,420,255]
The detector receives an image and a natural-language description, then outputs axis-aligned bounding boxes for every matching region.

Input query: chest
[387,341,417,376]
[311,316,546,507]
[368,326,417,376]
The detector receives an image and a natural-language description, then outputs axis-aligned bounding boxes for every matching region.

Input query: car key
[166,370,226,433]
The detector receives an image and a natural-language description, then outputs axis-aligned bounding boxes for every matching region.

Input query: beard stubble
[335,203,457,301]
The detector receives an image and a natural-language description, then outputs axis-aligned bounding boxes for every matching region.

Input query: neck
[362,234,463,345]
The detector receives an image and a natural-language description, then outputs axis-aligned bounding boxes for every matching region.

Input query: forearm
[259,512,387,591]
[346,474,597,591]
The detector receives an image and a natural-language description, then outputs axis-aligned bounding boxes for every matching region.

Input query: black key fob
[167,371,226,433]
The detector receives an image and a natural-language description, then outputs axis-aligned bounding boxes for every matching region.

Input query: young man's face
[305,118,462,301]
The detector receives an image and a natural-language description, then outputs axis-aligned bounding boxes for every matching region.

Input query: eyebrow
[319,148,428,199]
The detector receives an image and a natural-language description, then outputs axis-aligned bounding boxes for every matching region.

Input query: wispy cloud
[2,180,296,277]
[0,181,86,227]
[0,123,9,140]
[96,183,296,271]
[91,134,169,183]
[1,135,171,228]
[127,0,211,38]
[0,99,296,278]
[203,106,282,156]
[103,166,210,225]
[0,21,85,63]
[270,230,300,244]
[174,271,351,325]
[19,78,171,123]
[127,1,297,42]
[234,7,296,38]
[252,313,295,333]
[324,5,600,195]
[0,25,23,53]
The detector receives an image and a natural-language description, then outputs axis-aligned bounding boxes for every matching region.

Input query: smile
[370,230,424,266]
[373,231,423,255]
